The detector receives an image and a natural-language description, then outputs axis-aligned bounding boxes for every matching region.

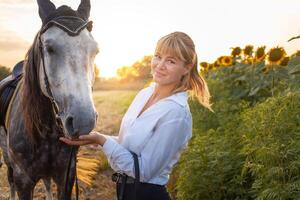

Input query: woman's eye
[168,60,176,64]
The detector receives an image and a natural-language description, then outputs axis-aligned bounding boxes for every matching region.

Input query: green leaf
[249,86,261,96]
[235,75,247,82]
[255,62,266,72]
[288,64,300,75]
[274,68,290,79]
[288,57,300,67]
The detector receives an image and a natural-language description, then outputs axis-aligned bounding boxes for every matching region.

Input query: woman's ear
[188,63,194,69]
[183,64,193,75]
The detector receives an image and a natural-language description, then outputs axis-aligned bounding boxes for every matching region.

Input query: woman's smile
[154,70,166,77]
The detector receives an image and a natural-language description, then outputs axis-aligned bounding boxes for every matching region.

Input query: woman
[60,31,213,200]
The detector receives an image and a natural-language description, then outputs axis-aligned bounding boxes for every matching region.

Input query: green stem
[272,65,274,97]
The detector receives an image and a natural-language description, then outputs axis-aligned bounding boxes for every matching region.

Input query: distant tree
[117,55,152,82]
[0,65,11,81]
[117,66,137,81]
[132,55,152,81]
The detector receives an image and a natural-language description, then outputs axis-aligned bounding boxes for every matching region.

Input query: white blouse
[100,83,192,185]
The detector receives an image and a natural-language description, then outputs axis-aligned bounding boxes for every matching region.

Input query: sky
[0,0,300,77]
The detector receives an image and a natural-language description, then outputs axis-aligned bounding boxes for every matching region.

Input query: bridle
[38,16,93,200]
[38,16,93,134]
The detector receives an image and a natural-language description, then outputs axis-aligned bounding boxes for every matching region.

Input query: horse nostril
[65,116,78,137]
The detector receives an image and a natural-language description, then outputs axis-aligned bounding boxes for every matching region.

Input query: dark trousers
[116,182,171,200]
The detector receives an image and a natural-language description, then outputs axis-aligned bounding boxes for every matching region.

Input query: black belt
[112,151,140,200]
[112,173,135,184]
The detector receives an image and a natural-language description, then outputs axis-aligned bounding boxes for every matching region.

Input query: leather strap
[115,151,140,200]
[3,77,22,130]
[118,174,127,200]
[130,151,140,200]
[64,146,79,200]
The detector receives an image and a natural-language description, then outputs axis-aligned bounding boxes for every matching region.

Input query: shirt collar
[148,82,188,107]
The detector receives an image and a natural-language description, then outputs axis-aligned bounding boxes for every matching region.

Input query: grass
[93,90,137,134]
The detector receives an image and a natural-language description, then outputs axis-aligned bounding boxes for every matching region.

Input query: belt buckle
[112,173,120,182]
[112,172,124,183]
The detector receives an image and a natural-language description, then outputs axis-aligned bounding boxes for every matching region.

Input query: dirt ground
[0,90,137,200]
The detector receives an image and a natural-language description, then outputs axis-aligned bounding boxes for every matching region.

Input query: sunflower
[267,47,286,65]
[243,45,254,57]
[199,62,209,73]
[255,46,266,62]
[217,56,224,66]
[279,56,290,66]
[200,62,209,69]
[243,57,253,65]
[213,61,220,68]
[199,68,207,74]
[221,56,233,66]
[231,47,242,57]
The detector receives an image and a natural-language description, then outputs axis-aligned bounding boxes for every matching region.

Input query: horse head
[23,0,98,140]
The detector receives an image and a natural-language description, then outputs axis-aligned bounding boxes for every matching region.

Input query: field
[0,90,138,200]
[1,54,300,199]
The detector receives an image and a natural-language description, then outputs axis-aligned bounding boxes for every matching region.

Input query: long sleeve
[101,116,192,184]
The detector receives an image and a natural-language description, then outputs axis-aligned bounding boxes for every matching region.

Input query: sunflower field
[172,45,300,199]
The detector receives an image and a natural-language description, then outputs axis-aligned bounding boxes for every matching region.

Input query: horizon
[0,0,300,77]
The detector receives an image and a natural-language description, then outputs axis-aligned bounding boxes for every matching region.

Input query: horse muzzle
[61,110,98,139]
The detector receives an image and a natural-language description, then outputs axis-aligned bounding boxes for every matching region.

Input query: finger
[90,130,99,134]
[90,131,101,136]
[78,135,90,140]
[66,140,91,146]
[79,134,97,140]
[59,137,92,146]
[59,137,73,144]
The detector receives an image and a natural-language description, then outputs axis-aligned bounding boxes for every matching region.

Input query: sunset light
[0,0,300,77]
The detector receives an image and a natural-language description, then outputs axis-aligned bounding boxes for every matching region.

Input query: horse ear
[77,0,91,21]
[37,0,56,24]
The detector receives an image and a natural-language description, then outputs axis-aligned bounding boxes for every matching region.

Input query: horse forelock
[22,32,56,142]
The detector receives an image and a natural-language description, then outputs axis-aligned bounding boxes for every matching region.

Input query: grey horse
[0,0,99,199]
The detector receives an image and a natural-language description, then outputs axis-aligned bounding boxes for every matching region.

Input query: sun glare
[0,0,300,78]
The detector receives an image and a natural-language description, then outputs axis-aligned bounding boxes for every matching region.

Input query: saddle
[0,61,24,128]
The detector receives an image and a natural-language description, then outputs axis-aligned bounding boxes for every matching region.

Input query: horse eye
[46,46,55,54]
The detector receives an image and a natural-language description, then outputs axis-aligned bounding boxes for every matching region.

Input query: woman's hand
[59,131,107,146]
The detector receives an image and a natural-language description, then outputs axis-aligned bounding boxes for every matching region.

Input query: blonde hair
[155,32,213,112]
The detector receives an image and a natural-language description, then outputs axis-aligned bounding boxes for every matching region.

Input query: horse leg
[53,168,76,200]
[13,175,35,200]
[43,178,52,200]
[0,127,16,199]
[0,127,6,168]
[0,150,2,168]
